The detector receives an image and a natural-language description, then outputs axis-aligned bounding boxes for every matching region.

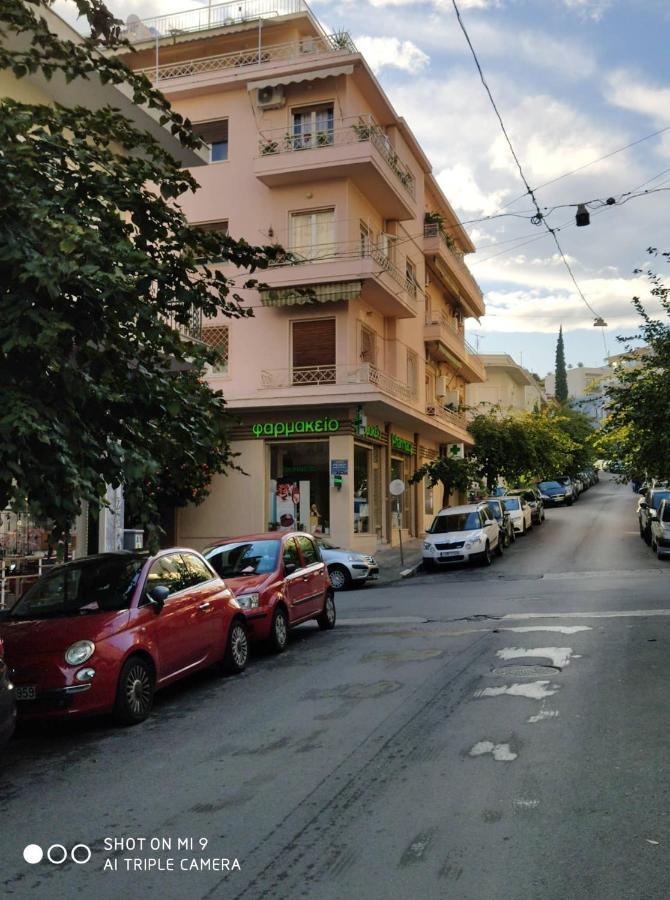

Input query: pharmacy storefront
[176,407,439,554]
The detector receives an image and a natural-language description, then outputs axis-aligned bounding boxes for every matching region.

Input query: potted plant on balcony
[259,138,279,156]
[331,31,352,50]
[351,121,371,141]
[424,211,455,250]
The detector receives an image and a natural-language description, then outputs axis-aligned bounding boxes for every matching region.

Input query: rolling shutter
[292,318,336,368]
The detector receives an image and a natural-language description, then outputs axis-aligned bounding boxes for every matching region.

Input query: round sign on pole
[389,479,405,496]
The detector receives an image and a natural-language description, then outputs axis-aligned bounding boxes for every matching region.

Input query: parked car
[536,480,568,506]
[554,476,577,504]
[204,532,335,652]
[422,503,502,569]
[0,636,16,750]
[485,498,516,547]
[638,488,670,544]
[649,498,670,559]
[0,550,248,725]
[507,488,545,526]
[314,539,378,591]
[501,496,533,535]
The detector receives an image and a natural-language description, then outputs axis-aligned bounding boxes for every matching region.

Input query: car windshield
[502,498,520,511]
[555,476,571,485]
[486,502,502,520]
[10,556,145,619]
[539,481,562,491]
[428,512,481,533]
[651,491,670,510]
[206,541,280,577]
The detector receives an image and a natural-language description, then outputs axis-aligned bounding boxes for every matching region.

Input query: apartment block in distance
[466,354,544,417]
[117,0,486,552]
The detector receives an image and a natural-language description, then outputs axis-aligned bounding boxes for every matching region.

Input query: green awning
[260,281,362,307]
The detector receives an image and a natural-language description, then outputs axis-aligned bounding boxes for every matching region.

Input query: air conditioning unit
[257,85,285,109]
[436,375,448,397]
[300,37,317,53]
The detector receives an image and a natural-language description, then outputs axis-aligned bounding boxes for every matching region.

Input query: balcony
[423,223,485,318]
[261,363,416,404]
[166,307,204,342]
[259,240,418,318]
[425,404,468,430]
[255,117,416,221]
[424,310,485,382]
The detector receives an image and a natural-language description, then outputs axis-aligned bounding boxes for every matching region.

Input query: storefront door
[390,457,411,531]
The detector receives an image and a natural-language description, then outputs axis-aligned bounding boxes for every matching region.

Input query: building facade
[118,0,486,552]
[466,354,543,417]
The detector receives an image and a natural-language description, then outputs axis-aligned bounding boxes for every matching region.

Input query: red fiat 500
[204,532,336,652]
[0,549,248,725]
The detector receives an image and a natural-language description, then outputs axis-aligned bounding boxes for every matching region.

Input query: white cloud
[562,0,613,22]
[354,36,429,73]
[606,70,670,126]
[436,163,508,215]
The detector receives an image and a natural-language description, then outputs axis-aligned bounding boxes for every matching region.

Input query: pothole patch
[490,665,561,677]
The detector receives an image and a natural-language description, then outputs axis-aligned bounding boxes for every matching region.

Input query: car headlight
[423,542,435,552]
[347,554,364,562]
[236,593,260,610]
[65,640,95,666]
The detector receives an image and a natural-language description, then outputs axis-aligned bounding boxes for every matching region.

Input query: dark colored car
[485,498,516,547]
[0,636,16,750]
[537,481,568,506]
[638,488,670,544]
[0,550,248,725]
[204,532,335,652]
[554,476,577,504]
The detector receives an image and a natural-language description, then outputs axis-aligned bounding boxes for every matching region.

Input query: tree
[602,248,670,481]
[410,446,478,508]
[554,326,568,403]
[0,0,283,543]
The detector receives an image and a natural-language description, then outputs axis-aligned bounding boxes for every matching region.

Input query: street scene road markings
[469,741,518,761]
[502,625,592,634]
[527,710,560,724]
[503,608,670,620]
[496,646,575,668]
[475,681,560,700]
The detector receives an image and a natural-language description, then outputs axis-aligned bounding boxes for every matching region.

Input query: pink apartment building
[117,0,486,553]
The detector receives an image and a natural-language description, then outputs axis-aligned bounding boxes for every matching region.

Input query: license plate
[15,685,37,701]
[440,551,458,557]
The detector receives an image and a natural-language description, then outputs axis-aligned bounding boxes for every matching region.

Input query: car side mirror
[284,562,297,576]
[639,501,648,509]
[638,489,646,495]
[147,584,169,612]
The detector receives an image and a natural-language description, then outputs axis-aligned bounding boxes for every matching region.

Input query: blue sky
[56,0,670,376]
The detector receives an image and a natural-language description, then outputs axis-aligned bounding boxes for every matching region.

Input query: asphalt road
[2,475,669,900]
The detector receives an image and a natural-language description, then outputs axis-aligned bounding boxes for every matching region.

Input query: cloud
[436,163,508,215]
[606,70,670,126]
[354,36,429,73]
[562,0,613,22]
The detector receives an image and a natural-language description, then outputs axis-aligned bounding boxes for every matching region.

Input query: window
[144,554,188,597]
[195,221,229,263]
[180,553,215,587]
[283,537,301,570]
[291,104,334,150]
[296,535,319,565]
[291,319,336,381]
[207,541,280,577]
[359,325,377,366]
[407,350,418,398]
[202,325,229,374]
[359,221,371,256]
[289,208,335,260]
[193,119,229,162]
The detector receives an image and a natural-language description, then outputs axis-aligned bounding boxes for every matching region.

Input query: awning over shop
[247,65,354,92]
[260,281,362,307]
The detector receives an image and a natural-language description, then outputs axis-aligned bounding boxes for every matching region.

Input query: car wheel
[223,619,249,674]
[567,498,573,506]
[480,542,493,566]
[521,521,526,536]
[317,592,336,630]
[495,536,504,557]
[657,546,666,561]
[510,527,516,544]
[423,558,436,572]
[644,527,652,546]
[328,564,351,591]
[269,606,289,654]
[639,521,645,538]
[113,656,154,726]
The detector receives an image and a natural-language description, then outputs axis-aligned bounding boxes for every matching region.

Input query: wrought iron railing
[260,362,416,403]
[258,115,416,200]
[426,404,467,428]
[424,222,483,299]
[166,308,204,341]
[138,33,356,81]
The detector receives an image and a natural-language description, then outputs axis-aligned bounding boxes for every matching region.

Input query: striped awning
[248,65,354,92]
[260,281,362,307]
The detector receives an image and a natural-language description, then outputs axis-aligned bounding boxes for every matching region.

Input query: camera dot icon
[23,844,44,865]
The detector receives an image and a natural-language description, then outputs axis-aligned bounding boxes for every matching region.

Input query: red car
[0,636,16,750]
[204,531,335,652]
[0,549,248,725]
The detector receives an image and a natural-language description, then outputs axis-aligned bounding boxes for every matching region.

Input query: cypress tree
[555,326,569,403]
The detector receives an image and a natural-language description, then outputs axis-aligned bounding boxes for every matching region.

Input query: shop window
[354,444,372,533]
[291,318,336,383]
[270,442,330,535]
[202,325,229,374]
[192,119,229,162]
[289,208,335,260]
[291,103,334,150]
[359,325,377,367]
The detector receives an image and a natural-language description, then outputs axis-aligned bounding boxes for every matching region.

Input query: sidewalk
[372,538,424,585]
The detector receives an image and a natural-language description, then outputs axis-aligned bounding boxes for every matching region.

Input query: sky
[54,0,670,377]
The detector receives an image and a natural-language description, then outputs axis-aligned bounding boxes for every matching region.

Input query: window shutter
[292,319,336,368]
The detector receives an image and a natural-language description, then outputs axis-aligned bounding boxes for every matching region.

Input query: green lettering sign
[252,418,340,439]
[391,434,413,455]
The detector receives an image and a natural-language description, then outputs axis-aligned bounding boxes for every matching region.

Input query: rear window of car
[486,501,502,519]
[428,512,482,533]
[502,498,520,511]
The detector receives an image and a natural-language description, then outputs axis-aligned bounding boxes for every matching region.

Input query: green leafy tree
[602,248,670,481]
[0,0,283,544]
[554,326,569,403]
[410,446,478,508]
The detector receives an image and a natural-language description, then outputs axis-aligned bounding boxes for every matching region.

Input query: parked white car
[501,495,533,535]
[649,498,670,559]
[422,503,502,569]
[315,539,379,590]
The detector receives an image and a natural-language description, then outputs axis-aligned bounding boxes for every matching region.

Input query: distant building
[466,355,544,417]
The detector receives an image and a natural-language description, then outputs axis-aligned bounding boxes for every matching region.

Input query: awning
[260,281,362,307]
[248,65,354,92]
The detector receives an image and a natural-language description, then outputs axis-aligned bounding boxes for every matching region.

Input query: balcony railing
[424,222,483,299]
[138,33,356,81]
[268,238,418,299]
[426,404,467,428]
[258,116,416,200]
[124,0,310,43]
[260,362,416,404]
[166,308,203,342]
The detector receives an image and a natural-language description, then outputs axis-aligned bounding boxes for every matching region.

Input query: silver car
[315,539,379,590]
[649,498,670,559]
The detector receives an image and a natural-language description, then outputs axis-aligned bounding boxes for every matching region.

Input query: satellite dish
[389,479,405,496]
